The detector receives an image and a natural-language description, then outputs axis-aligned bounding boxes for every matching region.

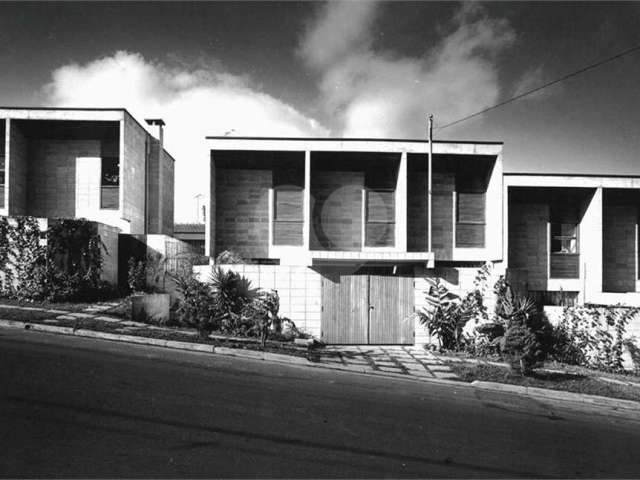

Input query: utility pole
[427,114,433,253]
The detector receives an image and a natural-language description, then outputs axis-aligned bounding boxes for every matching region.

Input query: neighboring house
[173,223,206,255]
[505,173,640,307]
[204,137,504,344]
[0,107,174,236]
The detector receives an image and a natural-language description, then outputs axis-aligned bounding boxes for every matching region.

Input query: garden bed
[447,361,640,403]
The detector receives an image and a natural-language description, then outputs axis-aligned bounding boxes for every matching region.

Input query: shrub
[555,305,639,372]
[127,258,147,293]
[0,217,107,302]
[476,276,551,375]
[240,289,280,347]
[173,269,218,337]
[417,263,492,351]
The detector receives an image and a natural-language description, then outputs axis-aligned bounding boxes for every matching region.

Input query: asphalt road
[1,328,639,478]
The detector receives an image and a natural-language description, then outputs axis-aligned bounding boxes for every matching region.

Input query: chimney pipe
[145,118,165,146]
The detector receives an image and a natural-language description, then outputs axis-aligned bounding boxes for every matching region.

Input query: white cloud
[44,51,329,222]
[299,1,516,136]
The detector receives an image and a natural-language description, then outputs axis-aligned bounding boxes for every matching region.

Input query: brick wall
[27,139,101,218]
[310,171,363,251]
[603,204,637,292]
[215,168,271,258]
[508,202,549,290]
[122,114,146,234]
[7,121,27,215]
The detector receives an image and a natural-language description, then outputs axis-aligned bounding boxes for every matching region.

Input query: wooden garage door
[321,267,414,344]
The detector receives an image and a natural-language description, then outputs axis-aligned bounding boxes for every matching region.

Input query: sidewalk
[0,301,459,381]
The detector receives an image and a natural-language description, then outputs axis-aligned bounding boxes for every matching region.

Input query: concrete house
[505,173,640,308]
[0,107,174,236]
[204,137,503,344]
[0,107,176,286]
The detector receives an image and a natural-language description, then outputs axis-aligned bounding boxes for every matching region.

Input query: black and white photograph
[1,1,640,478]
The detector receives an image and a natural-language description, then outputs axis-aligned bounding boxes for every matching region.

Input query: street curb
[0,318,465,388]
[4,318,639,410]
[471,380,640,411]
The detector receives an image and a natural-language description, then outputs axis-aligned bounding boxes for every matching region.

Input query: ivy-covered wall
[0,216,118,301]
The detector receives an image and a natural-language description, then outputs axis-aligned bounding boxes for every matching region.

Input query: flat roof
[205,136,503,145]
[1,106,177,161]
[504,172,640,179]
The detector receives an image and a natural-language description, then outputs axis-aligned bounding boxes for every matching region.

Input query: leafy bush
[214,250,247,264]
[239,290,280,346]
[173,269,218,337]
[417,263,491,351]
[0,217,108,302]
[486,277,552,375]
[555,305,639,372]
[127,258,147,293]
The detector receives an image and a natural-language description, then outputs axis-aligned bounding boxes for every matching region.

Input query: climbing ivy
[0,216,109,302]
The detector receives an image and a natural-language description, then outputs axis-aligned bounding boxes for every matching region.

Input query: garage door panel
[369,274,414,344]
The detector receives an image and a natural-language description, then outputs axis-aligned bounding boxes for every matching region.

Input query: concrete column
[1,118,8,214]
[581,187,603,302]
[395,152,407,251]
[303,150,311,251]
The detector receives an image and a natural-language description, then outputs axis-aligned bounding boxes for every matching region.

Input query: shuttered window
[365,189,395,247]
[273,188,303,245]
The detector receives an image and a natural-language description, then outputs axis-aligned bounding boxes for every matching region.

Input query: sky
[1,1,640,222]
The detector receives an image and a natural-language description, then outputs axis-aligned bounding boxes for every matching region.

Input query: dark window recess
[529,290,579,307]
[0,155,5,209]
[551,223,578,254]
[456,192,485,247]
[101,157,119,210]
[273,188,303,246]
[365,189,395,247]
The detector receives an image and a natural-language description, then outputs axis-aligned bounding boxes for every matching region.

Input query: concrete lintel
[0,108,125,123]
[205,138,502,156]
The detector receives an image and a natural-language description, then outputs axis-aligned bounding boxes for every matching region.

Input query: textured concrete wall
[122,114,146,234]
[603,204,637,292]
[508,202,549,290]
[194,263,322,338]
[96,222,119,286]
[431,171,455,259]
[215,168,271,258]
[147,140,160,234]
[407,170,428,252]
[27,139,101,218]
[7,120,28,215]
[310,171,363,251]
[161,150,174,235]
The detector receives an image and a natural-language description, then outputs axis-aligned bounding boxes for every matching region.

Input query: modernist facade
[0,107,174,235]
[204,137,504,344]
[204,137,640,345]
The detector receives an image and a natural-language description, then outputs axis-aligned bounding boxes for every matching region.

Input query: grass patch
[0,307,59,322]
[448,362,640,403]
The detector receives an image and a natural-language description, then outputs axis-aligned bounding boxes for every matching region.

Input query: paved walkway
[314,345,458,379]
[0,301,459,380]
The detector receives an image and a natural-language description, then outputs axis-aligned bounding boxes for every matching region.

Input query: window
[551,223,578,254]
[273,188,303,245]
[100,157,119,209]
[365,189,395,247]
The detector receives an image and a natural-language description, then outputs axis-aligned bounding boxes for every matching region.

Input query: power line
[437,42,640,131]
